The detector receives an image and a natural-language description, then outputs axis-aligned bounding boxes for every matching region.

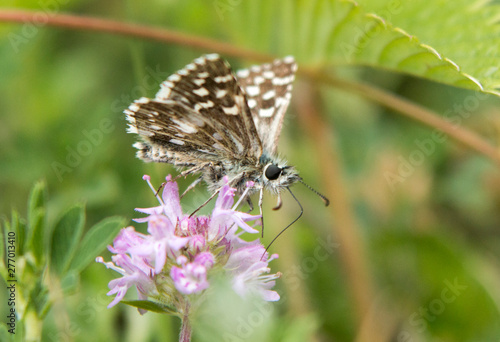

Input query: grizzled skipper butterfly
[124,54,328,240]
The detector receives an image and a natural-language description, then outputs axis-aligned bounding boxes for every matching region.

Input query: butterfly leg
[174,162,213,181]
[259,188,264,238]
[189,188,220,218]
[180,176,203,199]
[246,197,254,212]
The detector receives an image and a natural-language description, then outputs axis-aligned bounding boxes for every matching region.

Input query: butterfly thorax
[201,152,300,196]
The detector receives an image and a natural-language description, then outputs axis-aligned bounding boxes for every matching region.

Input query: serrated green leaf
[49,204,85,275]
[121,300,176,314]
[227,0,500,94]
[69,216,126,273]
[359,0,500,93]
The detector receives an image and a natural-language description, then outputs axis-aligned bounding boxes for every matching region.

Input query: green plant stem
[0,10,273,62]
[179,302,191,342]
[1,9,498,165]
[301,68,500,165]
[294,82,374,330]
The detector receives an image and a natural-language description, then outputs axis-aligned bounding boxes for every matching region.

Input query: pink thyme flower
[96,175,280,312]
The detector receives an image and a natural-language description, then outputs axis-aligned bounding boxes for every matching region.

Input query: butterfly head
[262,162,300,192]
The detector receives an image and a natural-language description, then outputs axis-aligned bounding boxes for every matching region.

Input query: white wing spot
[178,69,189,76]
[223,105,239,115]
[237,69,250,78]
[193,87,209,97]
[251,65,261,72]
[246,85,260,96]
[171,118,198,133]
[194,57,206,64]
[213,133,222,140]
[170,139,185,145]
[186,63,196,71]
[259,107,275,117]
[126,125,138,134]
[194,101,215,111]
[262,90,276,100]
[216,89,227,98]
[193,78,205,86]
[197,149,216,155]
[228,134,244,153]
[206,53,220,60]
[283,56,295,64]
[128,103,140,112]
[214,74,233,83]
[149,124,161,131]
[188,115,205,127]
[168,74,181,82]
[272,75,295,86]
[247,99,257,109]
[254,76,265,85]
[198,71,209,78]
[263,71,275,79]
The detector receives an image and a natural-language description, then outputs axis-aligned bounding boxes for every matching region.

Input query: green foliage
[0,181,126,340]
[228,0,500,94]
[49,204,86,275]
[69,216,125,273]
[121,300,177,315]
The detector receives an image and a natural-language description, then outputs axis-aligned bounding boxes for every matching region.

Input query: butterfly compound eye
[265,164,282,180]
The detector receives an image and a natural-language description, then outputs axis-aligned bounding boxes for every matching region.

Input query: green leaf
[26,181,47,260]
[27,180,46,228]
[358,0,500,93]
[227,0,500,94]
[69,216,126,273]
[28,208,45,266]
[121,300,176,314]
[29,278,50,319]
[60,270,80,294]
[0,325,9,341]
[9,211,24,256]
[49,204,85,275]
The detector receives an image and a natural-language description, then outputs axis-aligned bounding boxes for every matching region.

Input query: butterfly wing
[125,54,263,167]
[236,57,297,155]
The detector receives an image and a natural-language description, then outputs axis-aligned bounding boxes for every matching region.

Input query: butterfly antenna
[299,179,330,206]
[155,182,166,197]
[262,187,303,259]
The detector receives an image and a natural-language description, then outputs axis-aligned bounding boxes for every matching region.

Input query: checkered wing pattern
[125,54,263,166]
[236,56,297,155]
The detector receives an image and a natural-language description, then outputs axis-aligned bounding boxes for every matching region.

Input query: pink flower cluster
[96,175,280,311]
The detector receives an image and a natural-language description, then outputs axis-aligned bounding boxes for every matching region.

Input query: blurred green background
[2,1,500,341]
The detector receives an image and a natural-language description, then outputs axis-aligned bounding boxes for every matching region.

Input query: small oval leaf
[50,204,85,275]
[69,216,126,273]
